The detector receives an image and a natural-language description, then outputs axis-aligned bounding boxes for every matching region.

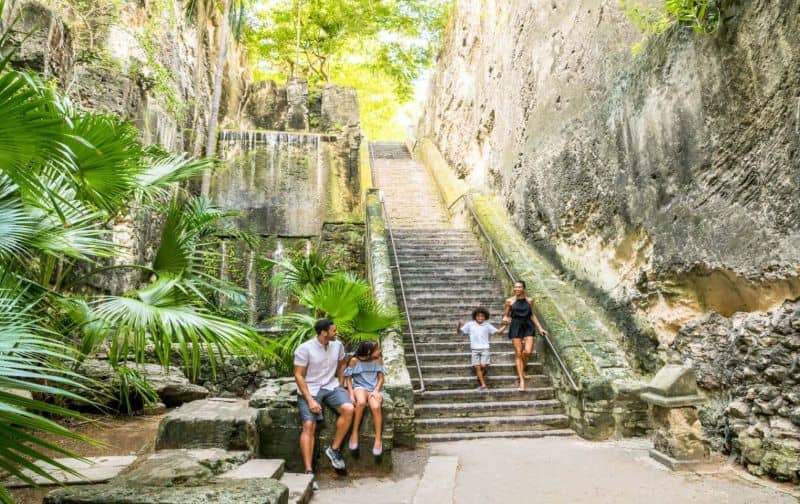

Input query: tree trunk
[201,0,231,197]
[191,5,208,159]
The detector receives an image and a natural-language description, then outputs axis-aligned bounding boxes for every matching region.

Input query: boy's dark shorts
[297,386,351,423]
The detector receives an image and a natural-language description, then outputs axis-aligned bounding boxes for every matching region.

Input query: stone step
[405,306,504,315]
[411,375,550,391]
[399,273,497,283]
[219,459,284,480]
[406,340,519,352]
[395,250,486,262]
[398,278,500,288]
[414,414,571,434]
[412,363,542,377]
[403,290,506,301]
[414,399,564,419]
[408,354,518,367]
[416,429,576,443]
[279,472,314,504]
[395,258,487,266]
[414,387,556,403]
[409,351,518,364]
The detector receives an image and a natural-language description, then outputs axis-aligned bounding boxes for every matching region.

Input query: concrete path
[315,438,798,503]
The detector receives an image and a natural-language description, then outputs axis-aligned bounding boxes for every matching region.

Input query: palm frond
[265,312,316,372]
[0,70,73,189]
[64,112,144,213]
[0,290,98,493]
[0,177,38,262]
[92,276,269,380]
[136,152,215,203]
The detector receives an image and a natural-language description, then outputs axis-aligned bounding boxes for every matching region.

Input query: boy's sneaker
[325,446,346,470]
[304,471,319,491]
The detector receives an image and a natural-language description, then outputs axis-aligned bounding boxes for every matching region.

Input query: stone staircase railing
[364,188,416,447]
[412,137,650,440]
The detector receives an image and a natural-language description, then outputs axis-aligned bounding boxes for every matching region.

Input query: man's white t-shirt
[293,337,345,396]
[460,321,498,350]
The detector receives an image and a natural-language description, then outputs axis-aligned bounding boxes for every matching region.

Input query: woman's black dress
[508,298,536,338]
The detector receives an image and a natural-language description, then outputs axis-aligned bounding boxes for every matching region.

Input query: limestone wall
[418,0,800,482]
[418,0,800,357]
[672,301,800,483]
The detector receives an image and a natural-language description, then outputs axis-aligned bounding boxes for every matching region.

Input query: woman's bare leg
[512,338,525,390]
[349,388,368,449]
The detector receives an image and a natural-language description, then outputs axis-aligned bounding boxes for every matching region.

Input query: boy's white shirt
[460,320,497,350]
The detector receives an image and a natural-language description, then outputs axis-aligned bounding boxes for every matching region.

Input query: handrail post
[369,143,425,393]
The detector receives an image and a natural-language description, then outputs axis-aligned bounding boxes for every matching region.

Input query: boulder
[155,398,258,453]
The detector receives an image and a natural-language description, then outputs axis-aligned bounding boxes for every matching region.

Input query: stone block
[641,365,703,407]
[252,381,393,473]
[3,456,136,488]
[219,459,284,480]
[155,398,258,452]
[43,478,288,504]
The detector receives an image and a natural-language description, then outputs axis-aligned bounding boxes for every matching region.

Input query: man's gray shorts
[297,386,352,423]
[471,349,490,366]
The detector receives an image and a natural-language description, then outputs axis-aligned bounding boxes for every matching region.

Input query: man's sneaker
[324,446,346,470]
[304,471,319,491]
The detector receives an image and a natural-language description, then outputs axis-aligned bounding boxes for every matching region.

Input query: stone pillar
[321,84,361,181]
[286,77,309,131]
[640,365,712,470]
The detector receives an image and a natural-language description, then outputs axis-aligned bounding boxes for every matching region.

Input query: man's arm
[294,365,321,413]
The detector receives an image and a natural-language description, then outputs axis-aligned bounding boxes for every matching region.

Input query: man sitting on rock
[294,318,354,482]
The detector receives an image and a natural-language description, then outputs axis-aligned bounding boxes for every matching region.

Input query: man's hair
[472,307,490,320]
[314,318,334,335]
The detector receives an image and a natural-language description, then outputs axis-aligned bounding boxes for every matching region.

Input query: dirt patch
[8,412,166,504]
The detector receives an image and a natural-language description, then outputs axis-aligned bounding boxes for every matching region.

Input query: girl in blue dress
[344,340,386,456]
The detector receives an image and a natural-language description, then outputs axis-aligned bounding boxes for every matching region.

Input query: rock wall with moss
[417,0,800,483]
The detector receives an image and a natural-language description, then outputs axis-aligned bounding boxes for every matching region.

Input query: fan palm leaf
[92,276,268,380]
[64,113,144,214]
[0,289,97,498]
[135,151,215,203]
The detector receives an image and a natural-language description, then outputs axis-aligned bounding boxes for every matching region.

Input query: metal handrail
[368,143,425,393]
[462,193,580,392]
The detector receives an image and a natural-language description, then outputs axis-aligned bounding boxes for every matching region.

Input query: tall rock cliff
[418,0,800,482]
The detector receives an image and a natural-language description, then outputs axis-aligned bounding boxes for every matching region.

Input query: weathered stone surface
[155,399,258,452]
[365,189,415,447]
[3,456,136,488]
[417,0,800,365]
[672,300,800,483]
[412,141,648,440]
[77,360,209,409]
[650,407,710,463]
[246,80,289,130]
[43,478,288,504]
[218,459,284,480]
[145,449,251,478]
[251,378,394,473]
[286,77,309,131]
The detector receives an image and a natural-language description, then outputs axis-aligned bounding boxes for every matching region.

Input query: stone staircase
[370,142,574,442]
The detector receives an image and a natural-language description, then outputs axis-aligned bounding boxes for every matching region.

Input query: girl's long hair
[353,340,379,361]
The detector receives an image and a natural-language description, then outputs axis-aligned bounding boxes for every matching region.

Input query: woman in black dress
[503,280,548,391]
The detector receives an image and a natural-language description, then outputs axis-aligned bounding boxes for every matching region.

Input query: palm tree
[0,1,271,493]
[269,270,401,371]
